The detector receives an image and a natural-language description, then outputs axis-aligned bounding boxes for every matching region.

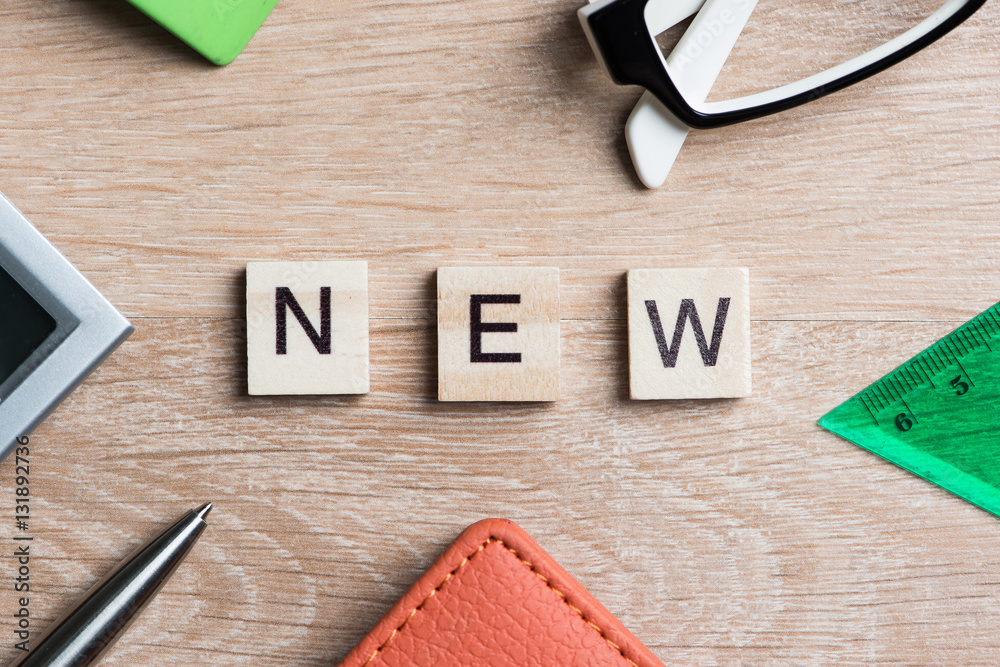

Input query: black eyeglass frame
[580,0,988,129]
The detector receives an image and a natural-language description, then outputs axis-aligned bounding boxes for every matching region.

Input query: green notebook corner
[126,0,280,65]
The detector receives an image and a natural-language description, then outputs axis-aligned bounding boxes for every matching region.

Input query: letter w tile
[645,298,730,367]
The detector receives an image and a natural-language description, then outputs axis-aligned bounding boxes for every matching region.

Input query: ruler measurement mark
[984,314,1000,338]
[861,397,879,426]
[861,388,884,412]
[960,330,976,352]
[892,371,912,392]
[944,341,958,366]
[968,326,985,349]
[969,321,984,341]
[955,358,975,387]
[954,335,968,356]
[863,387,885,411]
[885,379,903,402]
[986,310,1000,330]
[863,392,882,412]
[921,355,940,376]
[875,379,894,401]
[874,384,894,408]
[975,320,994,343]
[900,397,918,425]
[917,357,937,388]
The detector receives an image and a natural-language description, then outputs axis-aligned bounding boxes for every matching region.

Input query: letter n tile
[628,268,750,399]
[246,261,368,395]
[438,267,559,402]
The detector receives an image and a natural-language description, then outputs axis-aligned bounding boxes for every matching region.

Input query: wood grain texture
[1,0,999,664]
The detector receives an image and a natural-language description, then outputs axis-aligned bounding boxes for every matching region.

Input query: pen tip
[194,502,213,521]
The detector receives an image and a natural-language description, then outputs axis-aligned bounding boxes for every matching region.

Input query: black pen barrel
[11,503,211,667]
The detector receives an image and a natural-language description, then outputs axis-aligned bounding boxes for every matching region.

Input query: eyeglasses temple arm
[626,0,758,188]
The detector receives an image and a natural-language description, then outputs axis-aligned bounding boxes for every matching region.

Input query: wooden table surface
[2,0,1000,664]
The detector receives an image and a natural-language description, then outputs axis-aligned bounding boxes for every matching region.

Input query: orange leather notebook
[339,518,665,667]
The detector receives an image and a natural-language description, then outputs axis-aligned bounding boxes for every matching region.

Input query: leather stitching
[361,537,640,667]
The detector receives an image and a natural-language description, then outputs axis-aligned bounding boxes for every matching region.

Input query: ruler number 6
[895,413,914,432]
[951,375,970,396]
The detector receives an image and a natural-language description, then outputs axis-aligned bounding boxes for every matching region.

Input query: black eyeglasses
[579,0,987,129]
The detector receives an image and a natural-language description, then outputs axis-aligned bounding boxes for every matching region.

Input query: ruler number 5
[951,375,970,396]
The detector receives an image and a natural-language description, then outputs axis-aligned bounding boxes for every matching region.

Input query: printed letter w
[645,298,730,368]
[275,287,332,355]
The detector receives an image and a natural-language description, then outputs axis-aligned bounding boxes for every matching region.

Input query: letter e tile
[438,267,559,402]
[246,261,369,395]
[628,268,750,399]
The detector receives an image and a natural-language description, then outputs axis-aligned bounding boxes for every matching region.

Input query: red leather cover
[339,518,665,667]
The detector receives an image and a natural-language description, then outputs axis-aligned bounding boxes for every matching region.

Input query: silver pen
[11,503,212,667]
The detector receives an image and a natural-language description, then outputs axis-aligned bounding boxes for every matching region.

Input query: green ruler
[820,303,1000,516]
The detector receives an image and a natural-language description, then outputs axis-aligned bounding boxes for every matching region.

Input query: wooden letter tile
[628,268,750,399]
[246,261,369,395]
[438,267,560,402]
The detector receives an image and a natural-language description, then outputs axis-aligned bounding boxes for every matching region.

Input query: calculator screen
[0,265,56,388]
